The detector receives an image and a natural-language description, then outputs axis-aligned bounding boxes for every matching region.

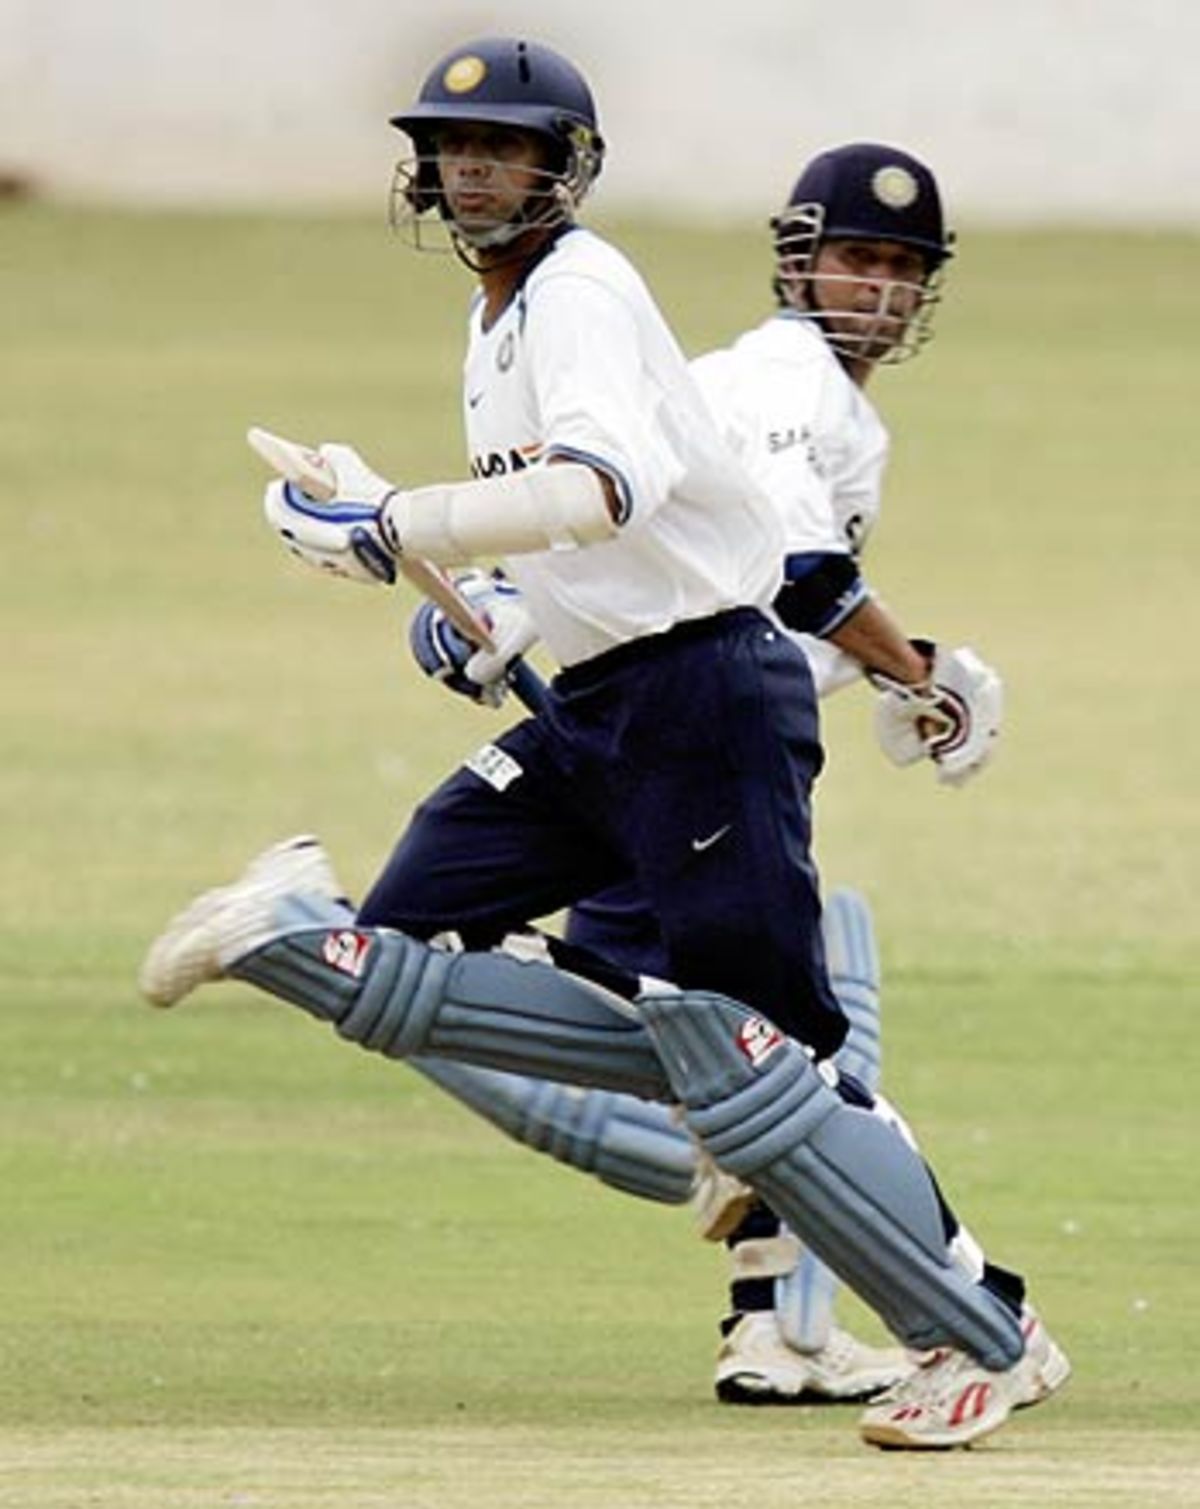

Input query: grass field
[3,202,1198,1506]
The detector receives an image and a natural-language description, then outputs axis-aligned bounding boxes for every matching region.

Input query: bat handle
[507,658,549,715]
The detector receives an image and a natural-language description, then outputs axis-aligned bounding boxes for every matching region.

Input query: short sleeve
[524,273,688,523]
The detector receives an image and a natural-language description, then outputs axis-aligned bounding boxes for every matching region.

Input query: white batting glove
[464,588,539,694]
[316,443,394,508]
[873,645,1004,786]
[408,570,539,709]
[262,441,396,585]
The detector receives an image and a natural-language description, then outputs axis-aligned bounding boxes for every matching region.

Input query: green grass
[2,204,1198,1505]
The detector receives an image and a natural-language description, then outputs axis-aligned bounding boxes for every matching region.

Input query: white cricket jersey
[690,313,891,696]
[460,228,783,668]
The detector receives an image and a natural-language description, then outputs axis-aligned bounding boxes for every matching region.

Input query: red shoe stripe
[949,1381,991,1426]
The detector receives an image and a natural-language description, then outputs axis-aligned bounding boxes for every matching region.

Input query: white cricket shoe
[139,836,342,1008]
[859,1347,1017,1448]
[716,1312,913,1405]
[1012,1307,1072,1408]
[859,1309,1069,1449]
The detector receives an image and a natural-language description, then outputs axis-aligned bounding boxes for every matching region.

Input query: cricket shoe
[1012,1307,1072,1408]
[139,836,345,1008]
[858,1346,1019,1449]
[716,1313,913,1405]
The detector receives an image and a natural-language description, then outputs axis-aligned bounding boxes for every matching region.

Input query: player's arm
[773,552,1001,785]
[381,460,618,563]
[774,551,926,683]
[264,444,619,581]
[825,595,929,685]
[547,454,623,522]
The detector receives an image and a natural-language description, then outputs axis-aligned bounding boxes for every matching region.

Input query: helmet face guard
[770,144,954,365]
[388,129,601,256]
[387,39,604,261]
[772,203,948,365]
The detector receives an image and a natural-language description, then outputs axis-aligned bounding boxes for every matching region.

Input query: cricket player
[400,138,1065,1418]
[140,38,1064,1449]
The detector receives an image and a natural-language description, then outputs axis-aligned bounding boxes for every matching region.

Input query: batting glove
[873,643,1004,786]
[262,441,397,585]
[408,570,538,709]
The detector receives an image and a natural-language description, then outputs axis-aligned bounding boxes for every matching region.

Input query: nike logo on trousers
[691,824,731,853]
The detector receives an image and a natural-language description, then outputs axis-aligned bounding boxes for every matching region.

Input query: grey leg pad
[637,990,1024,1369]
[824,888,882,1093]
[230,925,671,1102]
[412,1059,695,1204]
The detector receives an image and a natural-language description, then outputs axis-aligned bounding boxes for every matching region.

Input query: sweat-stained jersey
[690,312,890,695]
[460,227,783,668]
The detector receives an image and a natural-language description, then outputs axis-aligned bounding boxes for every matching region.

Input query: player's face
[434,123,549,240]
[809,239,930,361]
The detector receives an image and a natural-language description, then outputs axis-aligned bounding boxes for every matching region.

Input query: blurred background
[3,0,1198,222]
[2,5,1198,1496]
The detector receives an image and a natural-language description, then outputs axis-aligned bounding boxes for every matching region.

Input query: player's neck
[833,348,877,389]
[475,229,562,329]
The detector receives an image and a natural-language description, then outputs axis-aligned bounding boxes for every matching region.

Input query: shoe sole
[717,1376,820,1406]
[717,1373,898,1406]
[861,1416,1008,1450]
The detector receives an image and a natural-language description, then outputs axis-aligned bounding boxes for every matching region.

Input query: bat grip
[506,658,549,715]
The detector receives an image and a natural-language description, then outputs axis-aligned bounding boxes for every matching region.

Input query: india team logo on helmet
[387,36,605,260]
[871,164,920,210]
[443,55,488,94]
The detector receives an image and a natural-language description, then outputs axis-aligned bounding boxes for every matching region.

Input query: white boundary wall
[2,0,1197,222]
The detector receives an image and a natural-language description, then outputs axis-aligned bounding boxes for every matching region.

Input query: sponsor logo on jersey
[471,441,545,479]
[767,424,822,475]
[736,1016,785,1069]
[444,56,487,94]
[322,929,372,979]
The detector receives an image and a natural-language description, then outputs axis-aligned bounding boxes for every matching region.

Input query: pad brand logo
[322,930,372,979]
[736,1016,784,1069]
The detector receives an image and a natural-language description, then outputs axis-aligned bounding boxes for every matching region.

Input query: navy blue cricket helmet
[772,143,954,363]
[777,142,952,268]
[389,37,604,248]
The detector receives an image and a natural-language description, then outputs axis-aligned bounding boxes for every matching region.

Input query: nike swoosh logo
[691,824,731,853]
[467,391,484,409]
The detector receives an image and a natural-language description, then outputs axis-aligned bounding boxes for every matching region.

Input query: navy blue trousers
[359,608,846,1059]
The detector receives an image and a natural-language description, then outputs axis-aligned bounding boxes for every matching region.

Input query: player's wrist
[375,489,407,556]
